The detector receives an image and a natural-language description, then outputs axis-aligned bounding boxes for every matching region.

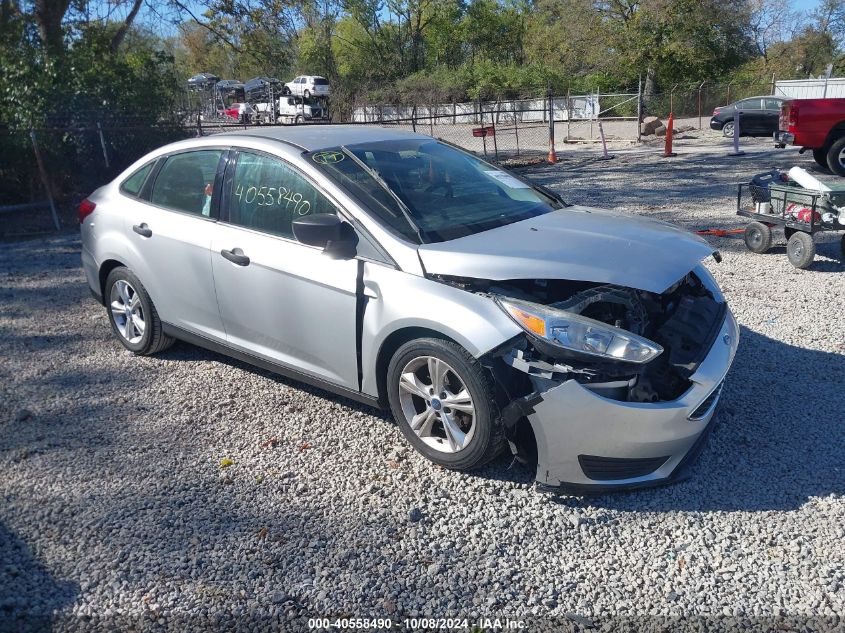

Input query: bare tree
[748,0,802,60]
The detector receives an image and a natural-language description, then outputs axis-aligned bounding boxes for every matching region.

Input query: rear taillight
[78,198,96,224]
[781,103,798,130]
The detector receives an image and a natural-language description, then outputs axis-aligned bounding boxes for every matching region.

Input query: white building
[775,77,845,99]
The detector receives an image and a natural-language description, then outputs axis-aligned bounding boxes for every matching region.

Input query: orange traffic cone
[663,113,677,158]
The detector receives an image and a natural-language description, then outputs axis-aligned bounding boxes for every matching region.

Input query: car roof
[734,95,783,102]
[215,125,431,152]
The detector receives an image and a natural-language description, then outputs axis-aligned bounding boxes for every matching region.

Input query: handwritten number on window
[234,181,311,214]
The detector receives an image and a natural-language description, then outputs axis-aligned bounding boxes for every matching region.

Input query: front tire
[722,121,735,137]
[294,115,304,125]
[826,136,845,176]
[105,267,174,355]
[387,338,505,471]
[744,221,773,253]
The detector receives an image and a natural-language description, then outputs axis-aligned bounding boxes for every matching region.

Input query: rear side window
[227,151,337,239]
[764,98,782,110]
[120,162,154,197]
[150,150,223,217]
[314,78,329,86]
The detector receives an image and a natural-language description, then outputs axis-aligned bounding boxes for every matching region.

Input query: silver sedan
[79,126,738,492]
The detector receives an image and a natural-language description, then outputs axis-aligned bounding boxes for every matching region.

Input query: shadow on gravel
[708,236,845,262]
[157,342,390,421]
[156,326,845,514]
[577,326,845,513]
[0,521,78,632]
[0,234,81,275]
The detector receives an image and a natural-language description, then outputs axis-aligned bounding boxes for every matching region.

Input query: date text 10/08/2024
[307,617,527,630]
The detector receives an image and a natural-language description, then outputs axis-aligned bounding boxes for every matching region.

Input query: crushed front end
[462,264,739,492]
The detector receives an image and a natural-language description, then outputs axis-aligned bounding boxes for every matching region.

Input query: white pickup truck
[253,96,330,125]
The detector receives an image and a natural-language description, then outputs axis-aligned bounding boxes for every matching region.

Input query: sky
[791,0,821,10]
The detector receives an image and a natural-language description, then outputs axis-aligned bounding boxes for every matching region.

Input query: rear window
[120,162,154,197]
[314,78,329,86]
[150,150,224,217]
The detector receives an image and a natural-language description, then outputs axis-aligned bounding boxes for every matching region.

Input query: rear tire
[386,338,505,471]
[786,231,815,269]
[826,136,845,176]
[104,267,174,355]
[813,148,830,170]
[744,222,773,253]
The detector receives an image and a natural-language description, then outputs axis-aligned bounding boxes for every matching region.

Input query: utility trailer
[737,174,845,268]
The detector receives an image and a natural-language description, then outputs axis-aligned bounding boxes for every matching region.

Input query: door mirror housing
[292,215,357,259]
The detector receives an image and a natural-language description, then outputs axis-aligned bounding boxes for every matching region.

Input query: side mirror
[292,215,357,259]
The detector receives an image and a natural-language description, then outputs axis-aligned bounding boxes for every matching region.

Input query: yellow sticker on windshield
[312,151,345,165]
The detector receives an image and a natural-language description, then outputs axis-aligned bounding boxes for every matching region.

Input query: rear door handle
[132,223,152,238]
[221,248,250,266]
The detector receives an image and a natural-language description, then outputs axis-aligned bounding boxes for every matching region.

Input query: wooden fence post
[29,130,61,232]
[96,122,110,168]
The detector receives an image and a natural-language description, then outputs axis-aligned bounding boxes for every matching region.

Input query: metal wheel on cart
[744,221,773,253]
[786,231,815,269]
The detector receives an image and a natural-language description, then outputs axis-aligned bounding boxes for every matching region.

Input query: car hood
[417,206,718,294]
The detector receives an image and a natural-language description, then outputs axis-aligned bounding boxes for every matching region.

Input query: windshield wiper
[339,146,426,244]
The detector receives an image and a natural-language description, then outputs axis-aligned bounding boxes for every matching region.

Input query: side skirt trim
[161,323,382,409]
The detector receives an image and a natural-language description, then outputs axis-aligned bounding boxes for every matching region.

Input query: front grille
[578,455,669,481]
[688,381,724,421]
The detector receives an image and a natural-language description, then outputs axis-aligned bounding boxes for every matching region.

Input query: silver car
[79,126,738,493]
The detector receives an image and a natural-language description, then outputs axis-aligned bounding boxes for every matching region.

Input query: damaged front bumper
[525,308,739,494]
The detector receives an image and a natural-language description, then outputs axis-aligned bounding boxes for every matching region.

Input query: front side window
[150,150,223,217]
[120,161,155,197]
[738,99,762,110]
[228,151,336,239]
[311,140,562,243]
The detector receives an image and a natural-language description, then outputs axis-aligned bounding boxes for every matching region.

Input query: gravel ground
[1,133,844,632]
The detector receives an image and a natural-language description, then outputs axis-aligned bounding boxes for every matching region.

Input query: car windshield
[309,139,562,243]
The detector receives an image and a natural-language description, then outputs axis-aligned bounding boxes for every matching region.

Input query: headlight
[496,297,663,364]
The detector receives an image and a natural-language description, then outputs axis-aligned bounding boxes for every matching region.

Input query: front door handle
[221,248,250,266]
[132,223,152,238]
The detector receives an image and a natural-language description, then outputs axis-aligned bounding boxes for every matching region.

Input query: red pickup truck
[774,98,845,176]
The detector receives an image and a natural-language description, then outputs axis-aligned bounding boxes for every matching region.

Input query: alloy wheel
[397,356,476,453]
[109,280,145,344]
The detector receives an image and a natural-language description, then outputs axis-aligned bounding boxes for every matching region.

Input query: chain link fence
[1,115,190,234]
[344,91,639,162]
[0,78,786,234]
